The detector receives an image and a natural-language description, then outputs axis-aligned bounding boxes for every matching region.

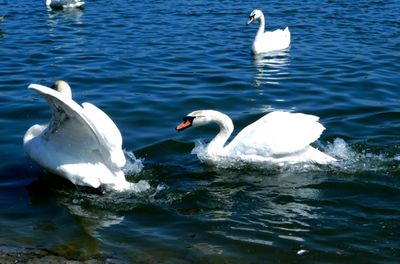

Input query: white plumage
[247,9,291,54]
[176,110,336,165]
[23,81,133,192]
[46,0,84,9]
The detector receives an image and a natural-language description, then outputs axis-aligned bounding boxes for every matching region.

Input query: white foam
[191,140,334,170]
[128,180,151,193]
[323,138,398,173]
[192,137,388,174]
[324,138,355,160]
[123,150,144,175]
[119,151,150,193]
[297,249,308,255]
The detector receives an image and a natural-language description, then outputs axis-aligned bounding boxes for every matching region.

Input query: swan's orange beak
[176,116,195,132]
[176,120,191,132]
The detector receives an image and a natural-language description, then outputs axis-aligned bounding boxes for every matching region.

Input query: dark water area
[1,0,400,263]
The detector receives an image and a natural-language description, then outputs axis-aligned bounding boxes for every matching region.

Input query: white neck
[256,13,266,37]
[205,111,234,154]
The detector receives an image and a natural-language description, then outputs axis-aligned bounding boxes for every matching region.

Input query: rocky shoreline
[0,246,108,264]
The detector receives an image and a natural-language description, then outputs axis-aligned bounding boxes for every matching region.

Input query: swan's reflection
[47,6,83,28]
[28,178,125,234]
[46,7,84,62]
[0,16,4,36]
[26,177,124,259]
[253,49,290,87]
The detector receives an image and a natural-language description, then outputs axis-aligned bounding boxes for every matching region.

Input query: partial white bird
[46,0,84,10]
[176,110,336,166]
[247,9,291,54]
[23,81,132,192]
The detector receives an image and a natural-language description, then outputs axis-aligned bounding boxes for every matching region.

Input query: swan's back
[46,0,84,9]
[253,27,290,54]
[226,111,325,157]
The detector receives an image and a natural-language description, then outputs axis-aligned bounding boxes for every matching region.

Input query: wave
[122,150,150,193]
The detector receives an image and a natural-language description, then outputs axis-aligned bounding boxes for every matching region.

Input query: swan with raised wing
[23,81,142,192]
[247,9,290,54]
[176,110,335,166]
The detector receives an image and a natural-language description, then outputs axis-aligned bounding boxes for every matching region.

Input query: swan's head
[51,80,72,99]
[247,9,263,25]
[176,110,218,132]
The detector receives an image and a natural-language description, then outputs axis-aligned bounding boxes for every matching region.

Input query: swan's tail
[284,27,291,44]
[307,146,336,165]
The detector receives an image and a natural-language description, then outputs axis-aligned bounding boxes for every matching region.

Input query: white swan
[23,81,133,192]
[176,110,336,165]
[247,9,291,54]
[46,0,84,9]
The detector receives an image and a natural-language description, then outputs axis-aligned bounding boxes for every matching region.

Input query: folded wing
[226,111,325,157]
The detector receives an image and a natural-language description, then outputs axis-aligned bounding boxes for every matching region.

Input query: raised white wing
[28,84,125,169]
[81,102,125,167]
[225,111,325,157]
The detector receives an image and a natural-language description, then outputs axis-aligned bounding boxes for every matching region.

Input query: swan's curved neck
[207,112,234,154]
[256,13,265,37]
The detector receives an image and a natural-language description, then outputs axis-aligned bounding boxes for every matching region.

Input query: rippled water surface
[1,0,400,263]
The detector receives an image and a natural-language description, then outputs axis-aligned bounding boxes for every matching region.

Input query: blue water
[1,0,400,262]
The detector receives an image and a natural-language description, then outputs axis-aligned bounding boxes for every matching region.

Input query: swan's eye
[182,116,195,123]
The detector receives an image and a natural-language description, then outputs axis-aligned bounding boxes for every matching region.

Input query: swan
[23,80,133,192]
[176,110,336,165]
[247,9,291,54]
[46,0,84,9]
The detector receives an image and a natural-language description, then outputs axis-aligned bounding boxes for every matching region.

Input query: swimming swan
[46,0,84,9]
[176,110,336,165]
[23,81,132,192]
[247,9,291,54]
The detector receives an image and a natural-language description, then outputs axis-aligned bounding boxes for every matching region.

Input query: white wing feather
[226,111,325,157]
[28,84,125,169]
[82,102,125,168]
[46,0,85,8]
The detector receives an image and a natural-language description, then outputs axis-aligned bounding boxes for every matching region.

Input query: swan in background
[176,110,336,166]
[247,9,291,54]
[23,81,138,193]
[46,0,84,10]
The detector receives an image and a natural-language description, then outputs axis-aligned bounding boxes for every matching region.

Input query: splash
[323,138,399,173]
[123,150,144,175]
[191,138,399,173]
[191,140,334,170]
[324,138,355,160]
[121,150,150,193]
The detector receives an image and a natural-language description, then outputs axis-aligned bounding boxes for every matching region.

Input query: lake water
[1,0,400,263]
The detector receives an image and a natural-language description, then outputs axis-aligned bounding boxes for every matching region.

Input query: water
[1,0,400,262]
